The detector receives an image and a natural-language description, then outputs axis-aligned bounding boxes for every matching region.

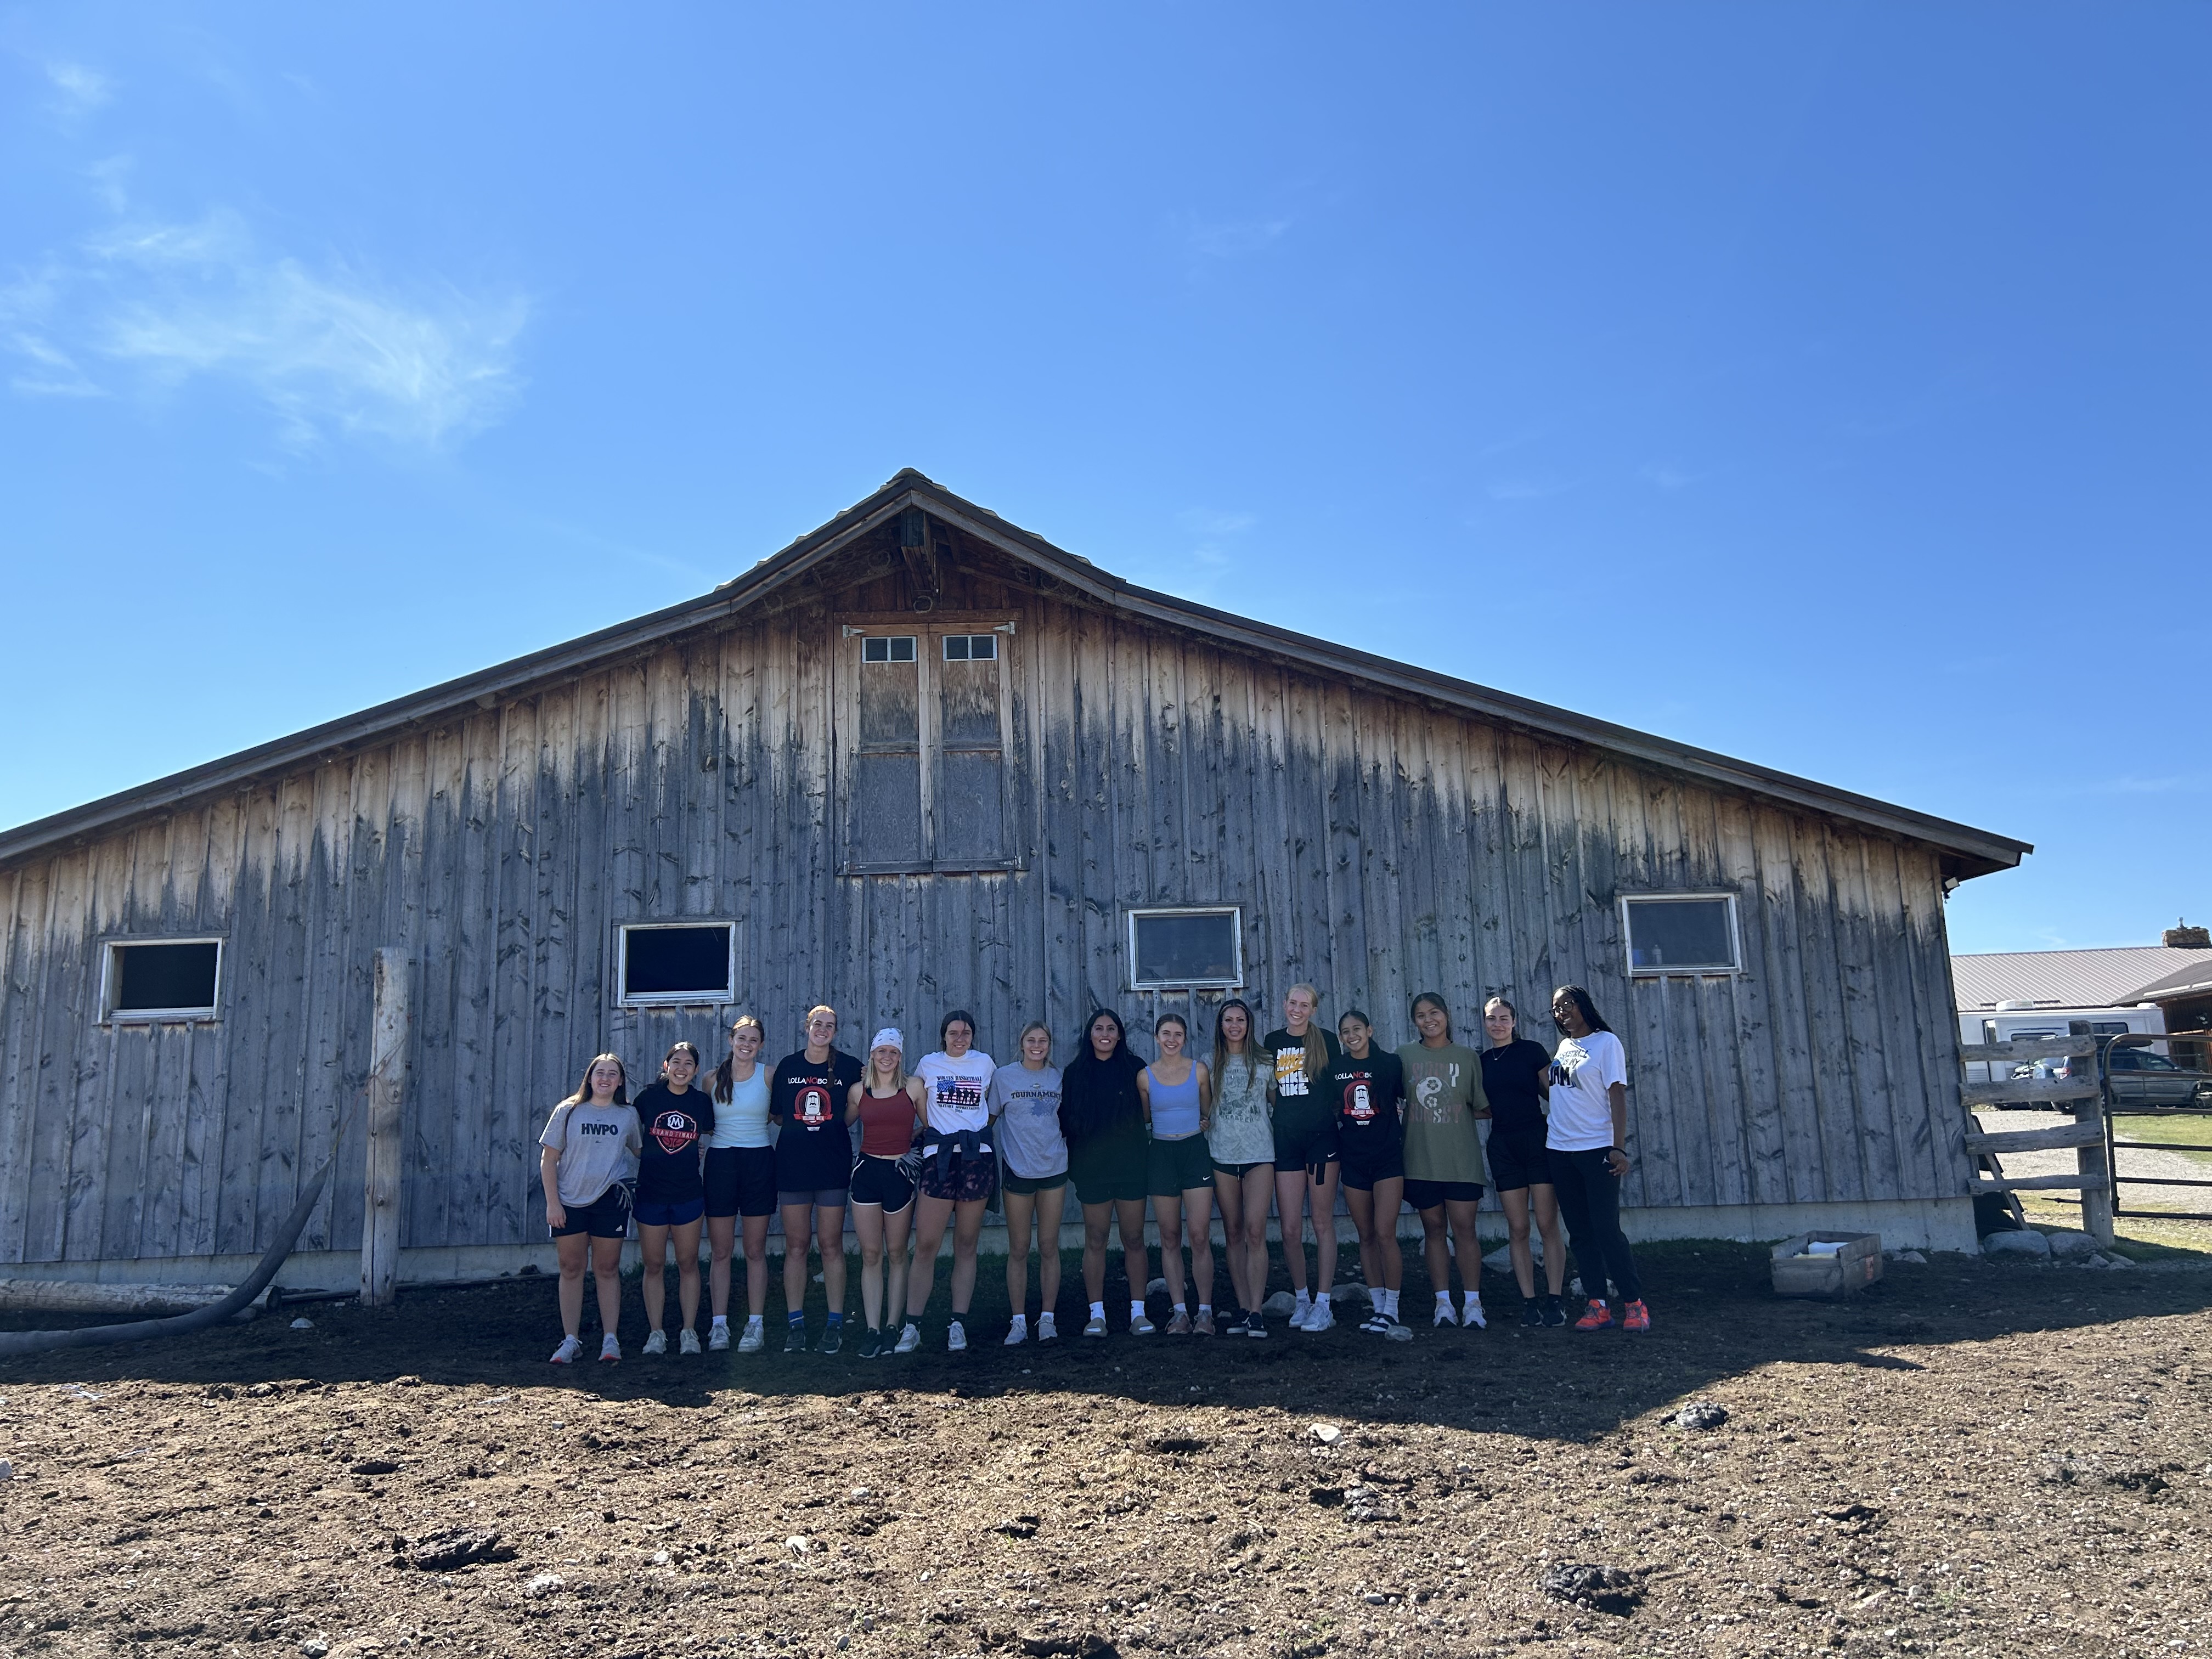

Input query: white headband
[871,1028,904,1054]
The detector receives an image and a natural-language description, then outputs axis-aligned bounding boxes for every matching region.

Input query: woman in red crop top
[845,1028,925,1358]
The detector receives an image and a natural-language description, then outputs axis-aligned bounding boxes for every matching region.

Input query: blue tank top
[1146,1063,1204,1139]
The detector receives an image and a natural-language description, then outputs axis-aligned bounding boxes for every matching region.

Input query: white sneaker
[1037,1312,1058,1342]
[1305,1301,1336,1332]
[947,1320,968,1353]
[642,1329,668,1356]
[708,1323,730,1352]
[598,1333,622,1363]
[894,1322,922,1354]
[1433,1300,1458,1327]
[549,1335,583,1364]
[1004,1318,1028,1346]
[679,1328,702,1356]
[737,1319,765,1355]
[1462,1298,1487,1330]
[1290,1299,1314,1331]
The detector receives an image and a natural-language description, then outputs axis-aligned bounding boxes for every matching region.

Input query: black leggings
[1546,1147,1643,1304]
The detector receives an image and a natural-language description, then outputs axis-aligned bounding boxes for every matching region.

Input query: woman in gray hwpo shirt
[538,1053,642,1365]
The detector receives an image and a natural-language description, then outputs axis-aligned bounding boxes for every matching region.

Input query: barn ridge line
[0,467,2030,880]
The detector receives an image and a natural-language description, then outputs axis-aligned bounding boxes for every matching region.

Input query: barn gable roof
[0,469,2030,879]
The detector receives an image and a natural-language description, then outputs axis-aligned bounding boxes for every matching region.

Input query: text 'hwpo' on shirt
[539,1101,641,1207]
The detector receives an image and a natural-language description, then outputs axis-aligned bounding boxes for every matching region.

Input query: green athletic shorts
[1146,1132,1214,1196]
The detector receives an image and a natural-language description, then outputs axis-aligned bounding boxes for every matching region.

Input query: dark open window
[843,622,1012,873]
[106,940,222,1019]
[1622,894,1741,975]
[1127,907,1243,990]
[618,923,736,1006]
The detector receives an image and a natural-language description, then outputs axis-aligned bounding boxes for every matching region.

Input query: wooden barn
[0,471,2029,1288]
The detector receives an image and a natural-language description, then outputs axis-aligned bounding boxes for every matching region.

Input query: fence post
[362,948,410,1307]
[2075,1090,2114,1248]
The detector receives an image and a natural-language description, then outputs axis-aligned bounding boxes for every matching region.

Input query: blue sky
[1,7,2203,956]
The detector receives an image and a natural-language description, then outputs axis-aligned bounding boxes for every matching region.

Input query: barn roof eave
[0,467,2032,880]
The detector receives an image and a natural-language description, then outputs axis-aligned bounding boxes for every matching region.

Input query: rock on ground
[1983,1229,2053,1259]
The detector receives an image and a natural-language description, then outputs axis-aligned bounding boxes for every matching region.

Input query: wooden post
[2076,1093,2115,1248]
[362,948,410,1307]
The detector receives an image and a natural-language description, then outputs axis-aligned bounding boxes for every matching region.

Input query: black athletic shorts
[1272,1112,1339,1175]
[550,1183,631,1239]
[1404,1177,1485,1209]
[1338,1150,1406,1193]
[704,1146,778,1219]
[849,1154,916,1213]
[1486,1127,1552,1193]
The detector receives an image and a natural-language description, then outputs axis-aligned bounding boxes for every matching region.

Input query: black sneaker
[783,1321,808,1353]
[1222,1311,1250,1338]
[857,1327,883,1358]
[1247,1312,1267,1339]
[1520,1300,1545,1328]
[819,1321,843,1355]
[1541,1295,1567,1329]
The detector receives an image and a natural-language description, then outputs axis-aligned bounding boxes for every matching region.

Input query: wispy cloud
[1638,462,1699,490]
[44,60,112,115]
[1484,477,1573,503]
[2,196,529,450]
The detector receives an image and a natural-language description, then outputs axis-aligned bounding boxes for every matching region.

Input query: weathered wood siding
[0,540,1973,1265]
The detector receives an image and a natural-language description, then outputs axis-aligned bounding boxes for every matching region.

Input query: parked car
[2036,1043,2212,1108]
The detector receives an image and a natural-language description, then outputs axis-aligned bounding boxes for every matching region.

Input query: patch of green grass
[2015,1193,2212,1261]
[2109,1112,2212,1156]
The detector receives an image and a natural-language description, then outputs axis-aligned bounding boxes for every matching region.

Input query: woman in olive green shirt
[1395,992,1490,1329]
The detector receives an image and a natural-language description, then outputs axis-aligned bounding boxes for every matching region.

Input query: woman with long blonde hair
[1265,984,1343,1331]
[845,1029,924,1357]
[538,1053,641,1364]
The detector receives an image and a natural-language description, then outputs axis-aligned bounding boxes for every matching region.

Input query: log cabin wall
[0,527,1975,1267]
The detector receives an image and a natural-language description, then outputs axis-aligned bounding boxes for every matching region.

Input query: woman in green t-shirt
[1395,992,1490,1329]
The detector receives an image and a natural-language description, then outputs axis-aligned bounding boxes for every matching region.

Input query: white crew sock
[1462,1293,1481,1313]
[1198,1303,1211,1316]
[1295,1288,1312,1307]
[1090,1301,1106,1320]
[744,1314,763,1328]
[712,1313,728,1329]
[1130,1301,1146,1319]
[1316,1291,1331,1308]
[1173,1302,1187,1316]
[1387,1289,1402,1319]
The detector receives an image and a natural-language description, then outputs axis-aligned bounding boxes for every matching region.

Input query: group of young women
[535,986,1651,1363]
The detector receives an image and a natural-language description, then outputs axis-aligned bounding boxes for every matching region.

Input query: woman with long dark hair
[631,1041,713,1356]
[1329,1009,1408,1335]
[1546,985,1650,1334]
[1062,1009,1153,1336]
[706,1014,776,1352]
[904,1011,998,1352]
[539,1053,640,1364]
[1481,996,1566,1327]
[1137,1011,1216,1335]
[1207,998,1274,1336]
[1396,992,1488,1330]
[991,1021,1068,1345]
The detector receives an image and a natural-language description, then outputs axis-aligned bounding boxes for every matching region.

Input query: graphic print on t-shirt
[787,1079,837,1126]
[1343,1075,1375,1123]
[1409,1061,1460,1121]
[647,1108,702,1156]
[1275,1047,1312,1098]
[932,1073,986,1116]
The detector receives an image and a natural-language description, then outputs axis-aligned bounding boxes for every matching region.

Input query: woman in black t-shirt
[771,1006,865,1353]
[631,1042,714,1356]
[1328,1011,1408,1336]
[1480,996,1565,1326]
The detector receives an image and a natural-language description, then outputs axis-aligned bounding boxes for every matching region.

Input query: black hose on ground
[0,1149,341,1359]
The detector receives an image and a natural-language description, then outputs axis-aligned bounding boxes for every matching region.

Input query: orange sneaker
[1572,1299,1614,1333]
[1622,1299,1651,1334]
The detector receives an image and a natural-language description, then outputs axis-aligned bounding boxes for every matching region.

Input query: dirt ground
[3,1240,2209,1659]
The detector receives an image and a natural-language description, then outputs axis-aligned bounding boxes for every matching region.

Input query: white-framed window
[617,922,737,1007]
[1126,906,1244,990]
[1621,893,1742,975]
[103,938,223,1022]
[838,617,1017,874]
